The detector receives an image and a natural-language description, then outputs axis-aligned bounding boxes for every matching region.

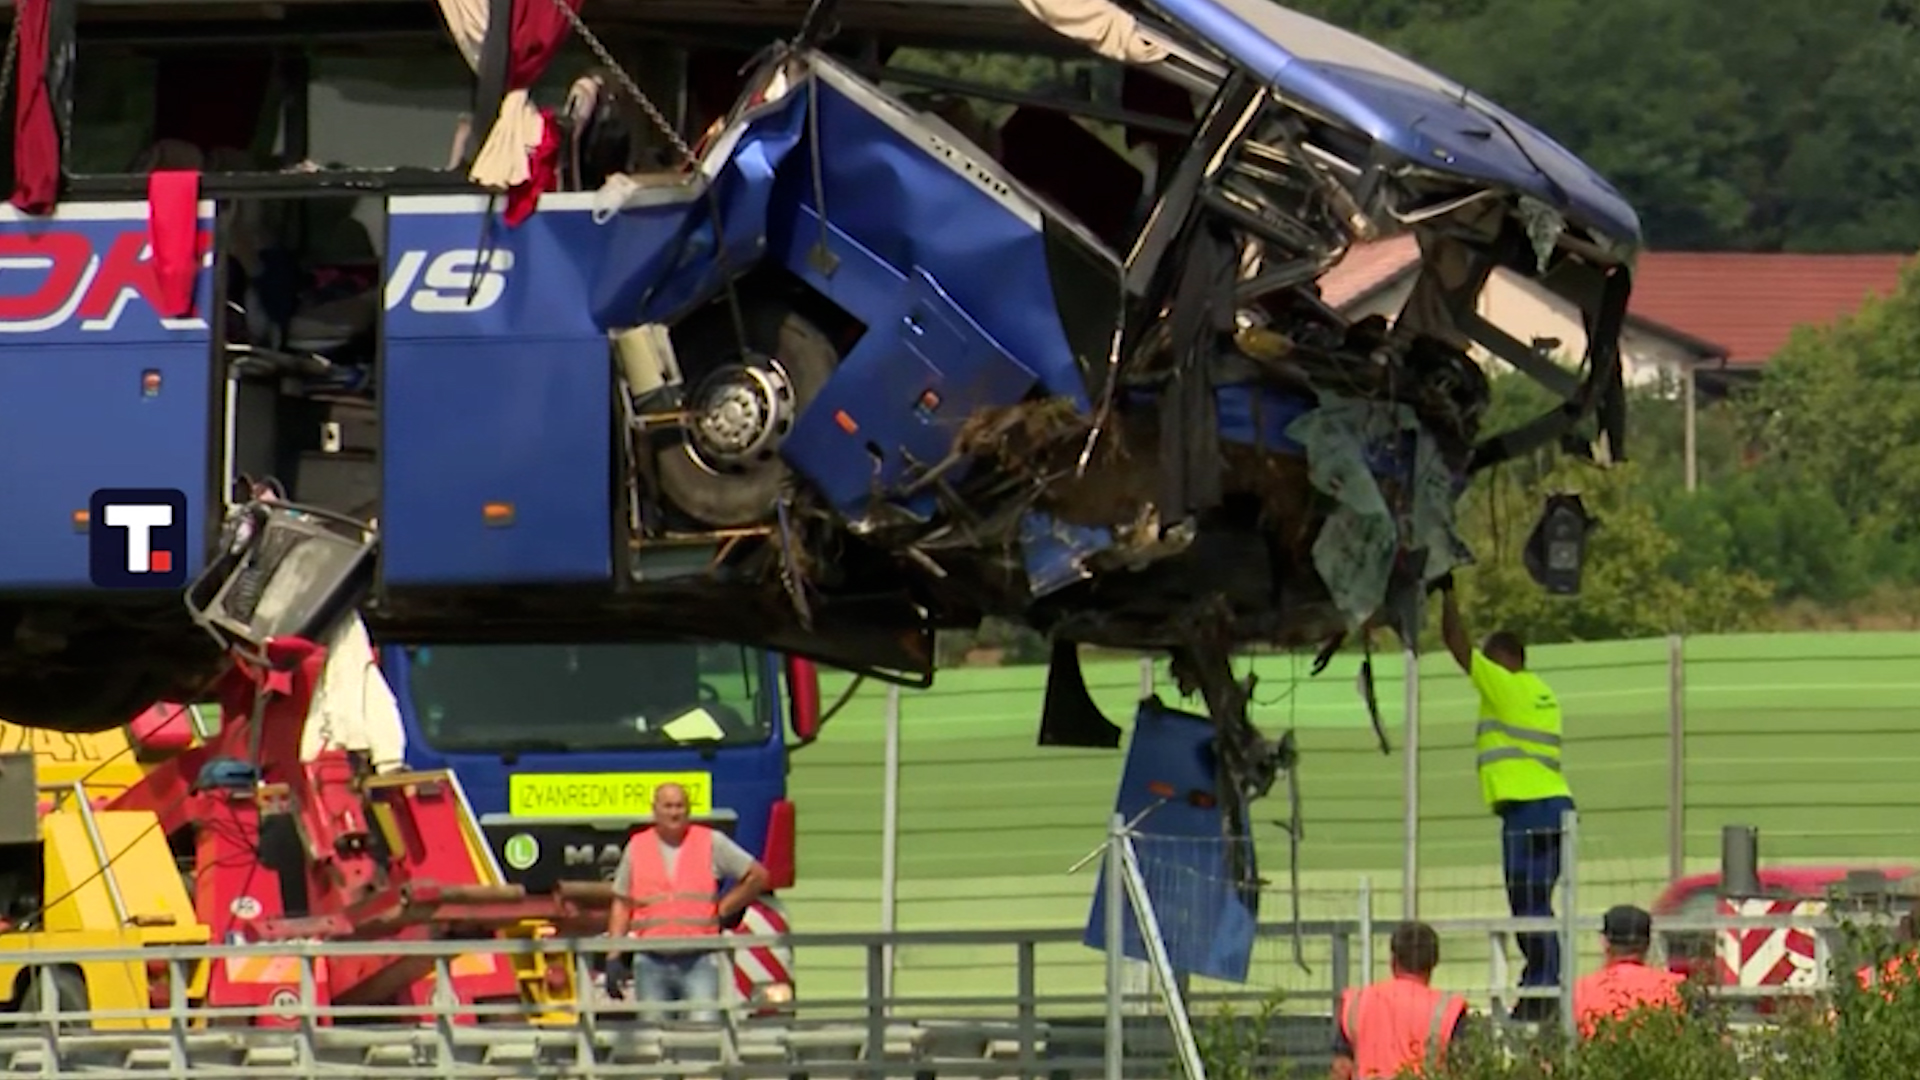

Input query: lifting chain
[546,0,697,169]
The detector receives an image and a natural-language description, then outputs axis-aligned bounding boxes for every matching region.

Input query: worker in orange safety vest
[1853,910,1918,999]
[1333,921,1470,1079]
[605,782,770,1021]
[1571,904,1687,1038]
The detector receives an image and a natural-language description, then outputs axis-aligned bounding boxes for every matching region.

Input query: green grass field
[779,631,1920,1007]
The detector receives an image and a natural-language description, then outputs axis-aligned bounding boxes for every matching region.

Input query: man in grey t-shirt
[607,783,769,1021]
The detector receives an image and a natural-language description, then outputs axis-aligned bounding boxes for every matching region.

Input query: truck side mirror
[785,655,822,744]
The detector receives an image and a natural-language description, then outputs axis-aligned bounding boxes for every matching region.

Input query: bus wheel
[657,300,840,528]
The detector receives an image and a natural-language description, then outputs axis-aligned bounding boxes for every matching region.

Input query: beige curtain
[1015,0,1170,64]
[433,0,550,190]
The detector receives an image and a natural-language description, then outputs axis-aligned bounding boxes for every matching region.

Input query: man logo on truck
[88,488,188,588]
[564,843,625,874]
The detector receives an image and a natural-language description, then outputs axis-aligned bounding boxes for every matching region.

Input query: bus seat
[995,105,1143,251]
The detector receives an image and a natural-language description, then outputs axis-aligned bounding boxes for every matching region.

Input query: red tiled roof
[1318,235,1418,308]
[1627,253,1914,366]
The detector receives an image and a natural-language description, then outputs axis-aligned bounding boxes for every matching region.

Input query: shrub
[1187,918,1920,1080]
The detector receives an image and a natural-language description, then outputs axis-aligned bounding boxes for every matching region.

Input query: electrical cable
[10,699,272,936]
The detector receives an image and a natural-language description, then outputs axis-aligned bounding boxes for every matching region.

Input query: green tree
[1445,457,1773,644]
[1292,0,1920,252]
[1745,258,1920,548]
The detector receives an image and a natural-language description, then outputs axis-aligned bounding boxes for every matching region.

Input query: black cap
[1602,904,1653,945]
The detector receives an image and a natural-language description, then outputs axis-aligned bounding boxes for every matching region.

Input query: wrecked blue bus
[0,0,1638,880]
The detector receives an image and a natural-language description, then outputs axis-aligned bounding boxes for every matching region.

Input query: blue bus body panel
[0,201,215,590]
[1085,699,1259,984]
[380,195,625,587]
[768,65,1101,520]
[615,92,810,328]
[1145,0,1640,244]
[771,67,1095,408]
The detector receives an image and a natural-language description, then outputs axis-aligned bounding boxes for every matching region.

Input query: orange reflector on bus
[72,509,89,532]
[1187,789,1216,809]
[482,502,515,526]
[1146,781,1176,798]
[141,369,162,396]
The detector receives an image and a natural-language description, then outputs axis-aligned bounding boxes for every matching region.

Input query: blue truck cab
[387,639,808,894]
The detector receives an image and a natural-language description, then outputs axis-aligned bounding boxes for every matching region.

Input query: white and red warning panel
[1717,897,1829,990]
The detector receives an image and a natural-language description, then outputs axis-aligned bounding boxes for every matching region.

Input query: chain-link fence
[785,631,1920,1004]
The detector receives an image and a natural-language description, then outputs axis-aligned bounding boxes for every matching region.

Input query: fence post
[1559,807,1579,1042]
[1667,634,1686,882]
[1358,874,1374,984]
[1105,813,1125,1080]
[1126,655,1155,1011]
[880,684,902,998]
[1402,648,1420,919]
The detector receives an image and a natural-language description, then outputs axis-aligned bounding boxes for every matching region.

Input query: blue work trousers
[1498,795,1574,991]
[634,951,724,1023]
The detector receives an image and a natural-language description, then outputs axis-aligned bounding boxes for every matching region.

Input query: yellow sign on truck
[507,771,714,818]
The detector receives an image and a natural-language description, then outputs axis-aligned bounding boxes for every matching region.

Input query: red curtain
[504,110,558,227]
[505,0,578,90]
[499,0,578,221]
[10,0,57,215]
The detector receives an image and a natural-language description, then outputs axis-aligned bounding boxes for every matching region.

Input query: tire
[19,967,91,1032]
[656,300,841,528]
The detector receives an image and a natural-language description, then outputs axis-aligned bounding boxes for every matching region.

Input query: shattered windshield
[403,642,771,754]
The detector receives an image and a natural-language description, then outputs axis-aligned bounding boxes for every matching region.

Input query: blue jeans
[634,951,724,1022]
[1499,795,1574,992]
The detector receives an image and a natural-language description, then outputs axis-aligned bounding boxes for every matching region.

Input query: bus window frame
[51,0,510,199]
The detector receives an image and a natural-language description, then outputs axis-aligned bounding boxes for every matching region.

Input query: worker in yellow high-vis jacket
[1439,576,1575,1022]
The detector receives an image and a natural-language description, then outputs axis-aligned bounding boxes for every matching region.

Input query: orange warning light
[482,502,516,526]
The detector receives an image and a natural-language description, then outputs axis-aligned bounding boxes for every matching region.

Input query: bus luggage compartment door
[379,195,619,588]
[0,201,215,590]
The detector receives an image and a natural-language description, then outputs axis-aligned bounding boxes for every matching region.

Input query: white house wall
[1340,269,1692,393]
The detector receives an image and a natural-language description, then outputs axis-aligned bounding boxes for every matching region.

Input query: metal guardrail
[0,912,1894,1080]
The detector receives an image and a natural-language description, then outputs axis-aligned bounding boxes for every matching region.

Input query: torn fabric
[303,614,407,773]
[1284,395,1465,628]
[435,0,578,203]
[434,0,487,69]
[1015,0,1171,64]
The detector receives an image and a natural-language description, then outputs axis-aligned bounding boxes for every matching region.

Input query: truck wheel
[657,301,840,528]
[19,967,91,1032]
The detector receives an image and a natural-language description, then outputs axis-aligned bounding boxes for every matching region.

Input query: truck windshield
[403,643,771,753]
